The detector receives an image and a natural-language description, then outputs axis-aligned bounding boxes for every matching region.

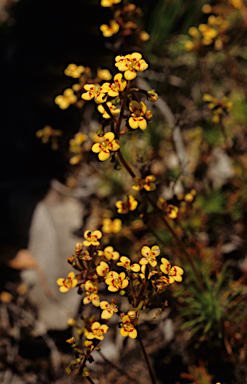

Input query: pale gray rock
[21,188,83,332]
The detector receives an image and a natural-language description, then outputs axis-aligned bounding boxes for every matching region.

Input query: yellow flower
[98,246,120,261]
[102,73,127,97]
[115,52,148,80]
[102,218,122,233]
[139,31,150,41]
[132,175,156,191]
[120,315,137,338]
[100,299,118,319]
[36,126,62,150]
[117,256,140,272]
[64,63,85,78]
[101,0,121,7]
[83,281,100,307]
[92,132,120,161]
[116,195,138,214]
[100,20,120,37]
[160,258,184,283]
[81,84,108,103]
[129,101,147,130]
[139,245,160,267]
[57,272,77,292]
[105,271,129,292]
[55,88,77,109]
[157,198,179,219]
[69,132,88,165]
[97,68,112,81]
[83,230,102,247]
[86,322,109,341]
[96,261,110,277]
[97,102,120,119]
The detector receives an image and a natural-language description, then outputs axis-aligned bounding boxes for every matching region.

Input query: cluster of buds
[36,125,62,150]
[99,0,149,42]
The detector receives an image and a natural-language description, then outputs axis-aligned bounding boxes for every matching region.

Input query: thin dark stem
[118,149,136,178]
[86,375,96,384]
[116,82,130,139]
[99,351,141,384]
[137,331,156,384]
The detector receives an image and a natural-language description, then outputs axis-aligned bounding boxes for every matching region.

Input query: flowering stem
[86,375,96,384]
[137,330,156,384]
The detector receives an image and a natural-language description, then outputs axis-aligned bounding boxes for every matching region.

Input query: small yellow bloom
[117,256,140,272]
[102,218,122,233]
[83,230,102,247]
[55,88,77,109]
[129,101,147,130]
[97,68,112,81]
[36,125,62,150]
[83,280,100,307]
[160,258,184,283]
[101,0,121,7]
[157,198,178,219]
[139,264,157,280]
[81,84,108,103]
[115,52,148,80]
[139,31,150,41]
[105,271,129,292]
[57,272,78,292]
[64,63,85,78]
[100,20,120,37]
[97,102,120,119]
[116,195,138,214]
[120,315,137,338]
[69,132,88,165]
[100,299,118,319]
[139,245,160,267]
[132,175,156,191]
[0,291,13,303]
[86,322,109,341]
[102,73,127,97]
[96,261,110,277]
[92,132,120,161]
[98,246,120,261]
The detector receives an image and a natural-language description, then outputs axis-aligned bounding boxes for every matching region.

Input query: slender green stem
[137,330,156,384]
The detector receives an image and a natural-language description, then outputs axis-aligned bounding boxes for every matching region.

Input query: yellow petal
[98,150,110,161]
[128,328,137,339]
[104,132,115,142]
[131,264,140,272]
[92,143,102,153]
[111,139,120,151]
[57,278,65,286]
[60,286,69,292]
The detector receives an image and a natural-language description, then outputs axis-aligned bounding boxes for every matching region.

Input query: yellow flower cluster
[203,93,233,123]
[69,132,88,164]
[55,88,77,109]
[36,125,62,150]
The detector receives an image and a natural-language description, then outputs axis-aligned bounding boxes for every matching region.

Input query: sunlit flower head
[64,63,85,78]
[97,68,112,81]
[100,299,118,319]
[96,261,110,277]
[97,102,120,119]
[105,271,129,292]
[120,315,137,338]
[115,52,148,80]
[83,280,100,307]
[116,195,138,214]
[92,132,120,161]
[55,88,77,109]
[117,256,140,272]
[160,258,184,284]
[83,230,102,247]
[129,101,147,130]
[81,83,108,103]
[57,272,77,292]
[98,246,120,261]
[102,218,122,233]
[86,322,109,341]
[100,20,120,37]
[102,73,127,97]
[139,245,160,267]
